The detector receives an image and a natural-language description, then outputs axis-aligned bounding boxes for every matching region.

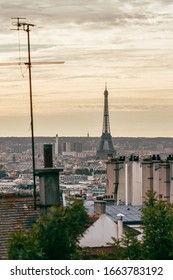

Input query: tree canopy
[103,191,173,260]
[8,200,90,260]
[141,190,173,259]
[8,191,173,260]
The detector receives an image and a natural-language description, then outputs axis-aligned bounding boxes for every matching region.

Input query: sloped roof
[0,196,40,259]
[80,214,118,248]
[85,201,142,224]
[0,197,142,259]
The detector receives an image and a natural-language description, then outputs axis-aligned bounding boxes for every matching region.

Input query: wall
[105,156,173,205]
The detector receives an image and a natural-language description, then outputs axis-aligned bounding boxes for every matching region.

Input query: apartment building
[105,155,173,205]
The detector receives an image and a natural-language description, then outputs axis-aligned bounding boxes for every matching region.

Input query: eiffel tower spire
[96,84,116,159]
[102,83,110,134]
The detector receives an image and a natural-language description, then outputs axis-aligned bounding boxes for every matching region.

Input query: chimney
[117,213,124,239]
[94,199,106,214]
[35,144,63,215]
[44,144,53,167]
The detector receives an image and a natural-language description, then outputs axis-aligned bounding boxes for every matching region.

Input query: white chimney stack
[117,213,124,239]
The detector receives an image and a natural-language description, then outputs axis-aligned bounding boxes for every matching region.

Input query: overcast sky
[1,0,173,137]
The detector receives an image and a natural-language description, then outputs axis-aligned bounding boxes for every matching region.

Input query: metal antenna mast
[11,18,37,210]
[0,18,64,210]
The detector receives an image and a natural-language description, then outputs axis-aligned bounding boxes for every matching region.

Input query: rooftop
[0,196,142,259]
[0,196,40,259]
[84,201,142,224]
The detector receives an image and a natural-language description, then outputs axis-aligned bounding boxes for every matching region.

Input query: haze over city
[1,0,173,137]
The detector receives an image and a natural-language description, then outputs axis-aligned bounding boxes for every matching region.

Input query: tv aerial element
[11,17,37,209]
[9,17,64,210]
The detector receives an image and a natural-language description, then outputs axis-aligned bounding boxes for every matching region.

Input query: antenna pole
[26,24,37,210]
[11,18,37,210]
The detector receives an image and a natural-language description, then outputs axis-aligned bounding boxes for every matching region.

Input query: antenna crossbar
[0,61,65,66]
[11,17,35,31]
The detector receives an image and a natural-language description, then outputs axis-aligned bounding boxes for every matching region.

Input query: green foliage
[88,190,173,260]
[8,191,173,260]
[75,168,106,175]
[121,231,142,259]
[75,168,91,175]
[0,170,8,178]
[105,231,142,260]
[8,200,90,260]
[142,190,173,259]
[108,237,126,260]
[8,230,44,260]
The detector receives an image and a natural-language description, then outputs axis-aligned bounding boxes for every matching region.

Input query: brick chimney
[94,199,106,214]
[35,144,63,215]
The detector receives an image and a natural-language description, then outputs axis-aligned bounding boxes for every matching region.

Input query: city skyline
[1,0,173,137]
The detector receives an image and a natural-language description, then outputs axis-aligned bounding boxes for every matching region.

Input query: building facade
[105,155,173,205]
[142,155,173,203]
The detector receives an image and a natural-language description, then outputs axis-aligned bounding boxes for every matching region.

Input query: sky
[1,0,173,137]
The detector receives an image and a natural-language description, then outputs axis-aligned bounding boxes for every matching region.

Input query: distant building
[55,134,59,156]
[156,144,164,153]
[62,142,83,156]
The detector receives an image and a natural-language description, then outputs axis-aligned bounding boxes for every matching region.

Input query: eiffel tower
[96,84,116,159]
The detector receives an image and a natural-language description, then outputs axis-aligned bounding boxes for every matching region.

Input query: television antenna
[0,17,64,210]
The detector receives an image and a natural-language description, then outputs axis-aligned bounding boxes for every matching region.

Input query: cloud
[1,0,173,137]
[0,0,163,32]
[1,0,173,48]
[159,0,173,5]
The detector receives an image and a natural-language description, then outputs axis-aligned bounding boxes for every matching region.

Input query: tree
[95,191,173,260]
[8,192,173,260]
[104,231,142,260]
[75,168,91,175]
[120,231,142,259]
[141,190,173,259]
[0,170,8,178]
[8,230,44,260]
[0,165,8,178]
[8,200,90,260]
